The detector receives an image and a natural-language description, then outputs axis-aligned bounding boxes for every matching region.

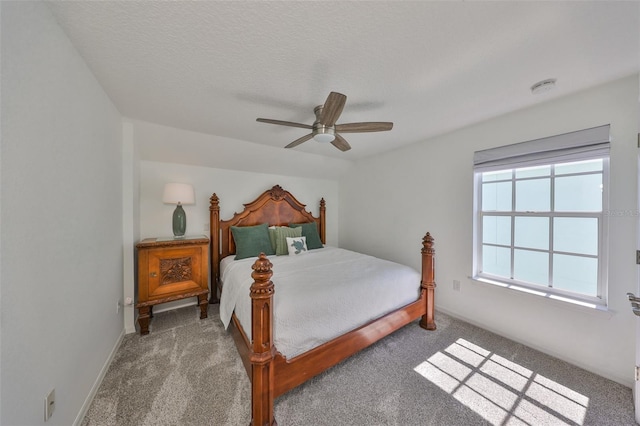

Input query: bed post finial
[249,254,277,426]
[420,232,436,330]
[210,193,219,208]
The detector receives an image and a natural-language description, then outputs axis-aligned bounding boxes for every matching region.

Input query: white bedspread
[219,246,421,359]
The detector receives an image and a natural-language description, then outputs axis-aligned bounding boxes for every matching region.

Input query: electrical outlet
[116,300,121,314]
[44,388,55,421]
[453,280,461,292]
[204,223,210,232]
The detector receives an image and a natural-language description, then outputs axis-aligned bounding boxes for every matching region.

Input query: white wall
[339,75,639,387]
[139,162,339,243]
[1,2,124,425]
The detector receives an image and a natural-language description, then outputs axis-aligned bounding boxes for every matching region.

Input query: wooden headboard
[209,185,326,298]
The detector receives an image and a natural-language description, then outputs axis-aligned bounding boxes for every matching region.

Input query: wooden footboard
[247,232,436,426]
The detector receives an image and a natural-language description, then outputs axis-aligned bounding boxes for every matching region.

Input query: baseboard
[436,306,632,388]
[125,323,136,334]
[73,328,126,426]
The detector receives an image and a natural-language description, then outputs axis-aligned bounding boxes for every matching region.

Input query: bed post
[419,232,437,330]
[319,198,326,244]
[209,193,220,304]
[249,254,277,426]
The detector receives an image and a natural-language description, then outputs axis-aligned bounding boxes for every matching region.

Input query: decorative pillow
[286,236,308,256]
[274,226,302,256]
[268,226,278,252]
[289,222,323,250]
[231,223,275,260]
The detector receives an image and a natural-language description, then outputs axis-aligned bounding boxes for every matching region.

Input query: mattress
[219,246,421,359]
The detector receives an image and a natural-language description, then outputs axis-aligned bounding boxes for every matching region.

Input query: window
[473,125,610,307]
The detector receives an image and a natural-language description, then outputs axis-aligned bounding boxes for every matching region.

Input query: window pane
[483,216,511,246]
[556,159,603,175]
[516,165,550,179]
[482,182,512,211]
[483,170,512,182]
[515,179,550,211]
[514,249,549,286]
[514,217,548,250]
[482,245,510,277]
[553,218,598,256]
[555,174,602,212]
[553,254,598,296]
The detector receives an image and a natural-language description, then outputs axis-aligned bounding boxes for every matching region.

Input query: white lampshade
[162,183,195,205]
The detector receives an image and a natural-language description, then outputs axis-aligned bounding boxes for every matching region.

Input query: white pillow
[286,236,308,256]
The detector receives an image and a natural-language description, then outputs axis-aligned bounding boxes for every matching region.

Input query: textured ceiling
[46,1,639,161]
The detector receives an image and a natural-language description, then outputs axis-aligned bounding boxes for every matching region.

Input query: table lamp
[162,183,195,238]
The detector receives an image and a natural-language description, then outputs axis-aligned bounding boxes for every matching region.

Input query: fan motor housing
[312,105,336,142]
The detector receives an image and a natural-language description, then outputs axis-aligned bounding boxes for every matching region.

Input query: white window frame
[472,125,610,308]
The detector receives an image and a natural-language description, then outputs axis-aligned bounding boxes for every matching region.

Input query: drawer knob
[150,272,157,278]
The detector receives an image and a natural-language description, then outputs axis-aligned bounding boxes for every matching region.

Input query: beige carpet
[82,305,636,425]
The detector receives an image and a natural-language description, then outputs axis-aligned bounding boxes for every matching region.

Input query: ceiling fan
[256,92,393,152]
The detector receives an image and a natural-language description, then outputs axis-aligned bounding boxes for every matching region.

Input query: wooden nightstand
[135,236,209,335]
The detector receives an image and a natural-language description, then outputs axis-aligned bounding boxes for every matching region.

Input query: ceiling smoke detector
[531,78,557,95]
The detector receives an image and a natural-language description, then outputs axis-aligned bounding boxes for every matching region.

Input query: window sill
[470,276,612,319]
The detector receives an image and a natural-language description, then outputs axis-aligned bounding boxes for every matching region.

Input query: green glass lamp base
[172,204,187,238]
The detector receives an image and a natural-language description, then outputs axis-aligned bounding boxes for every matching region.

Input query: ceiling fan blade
[285,133,314,149]
[257,118,313,130]
[331,134,351,152]
[319,92,347,127]
[335,122,393,133]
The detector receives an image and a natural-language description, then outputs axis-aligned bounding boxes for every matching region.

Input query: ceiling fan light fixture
[313,133,335,143]
[312,125,335,143]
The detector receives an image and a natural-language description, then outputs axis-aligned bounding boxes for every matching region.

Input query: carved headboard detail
[209,185,326,294]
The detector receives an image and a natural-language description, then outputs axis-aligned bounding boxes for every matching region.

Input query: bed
[209,185,436,425]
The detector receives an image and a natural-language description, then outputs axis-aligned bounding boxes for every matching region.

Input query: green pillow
[268,226,278,252]
[274,226,302,255]
[289,222,323,250]
[231,223,275,260]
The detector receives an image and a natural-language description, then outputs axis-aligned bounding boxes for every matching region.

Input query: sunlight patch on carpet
[414,338,589,425]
